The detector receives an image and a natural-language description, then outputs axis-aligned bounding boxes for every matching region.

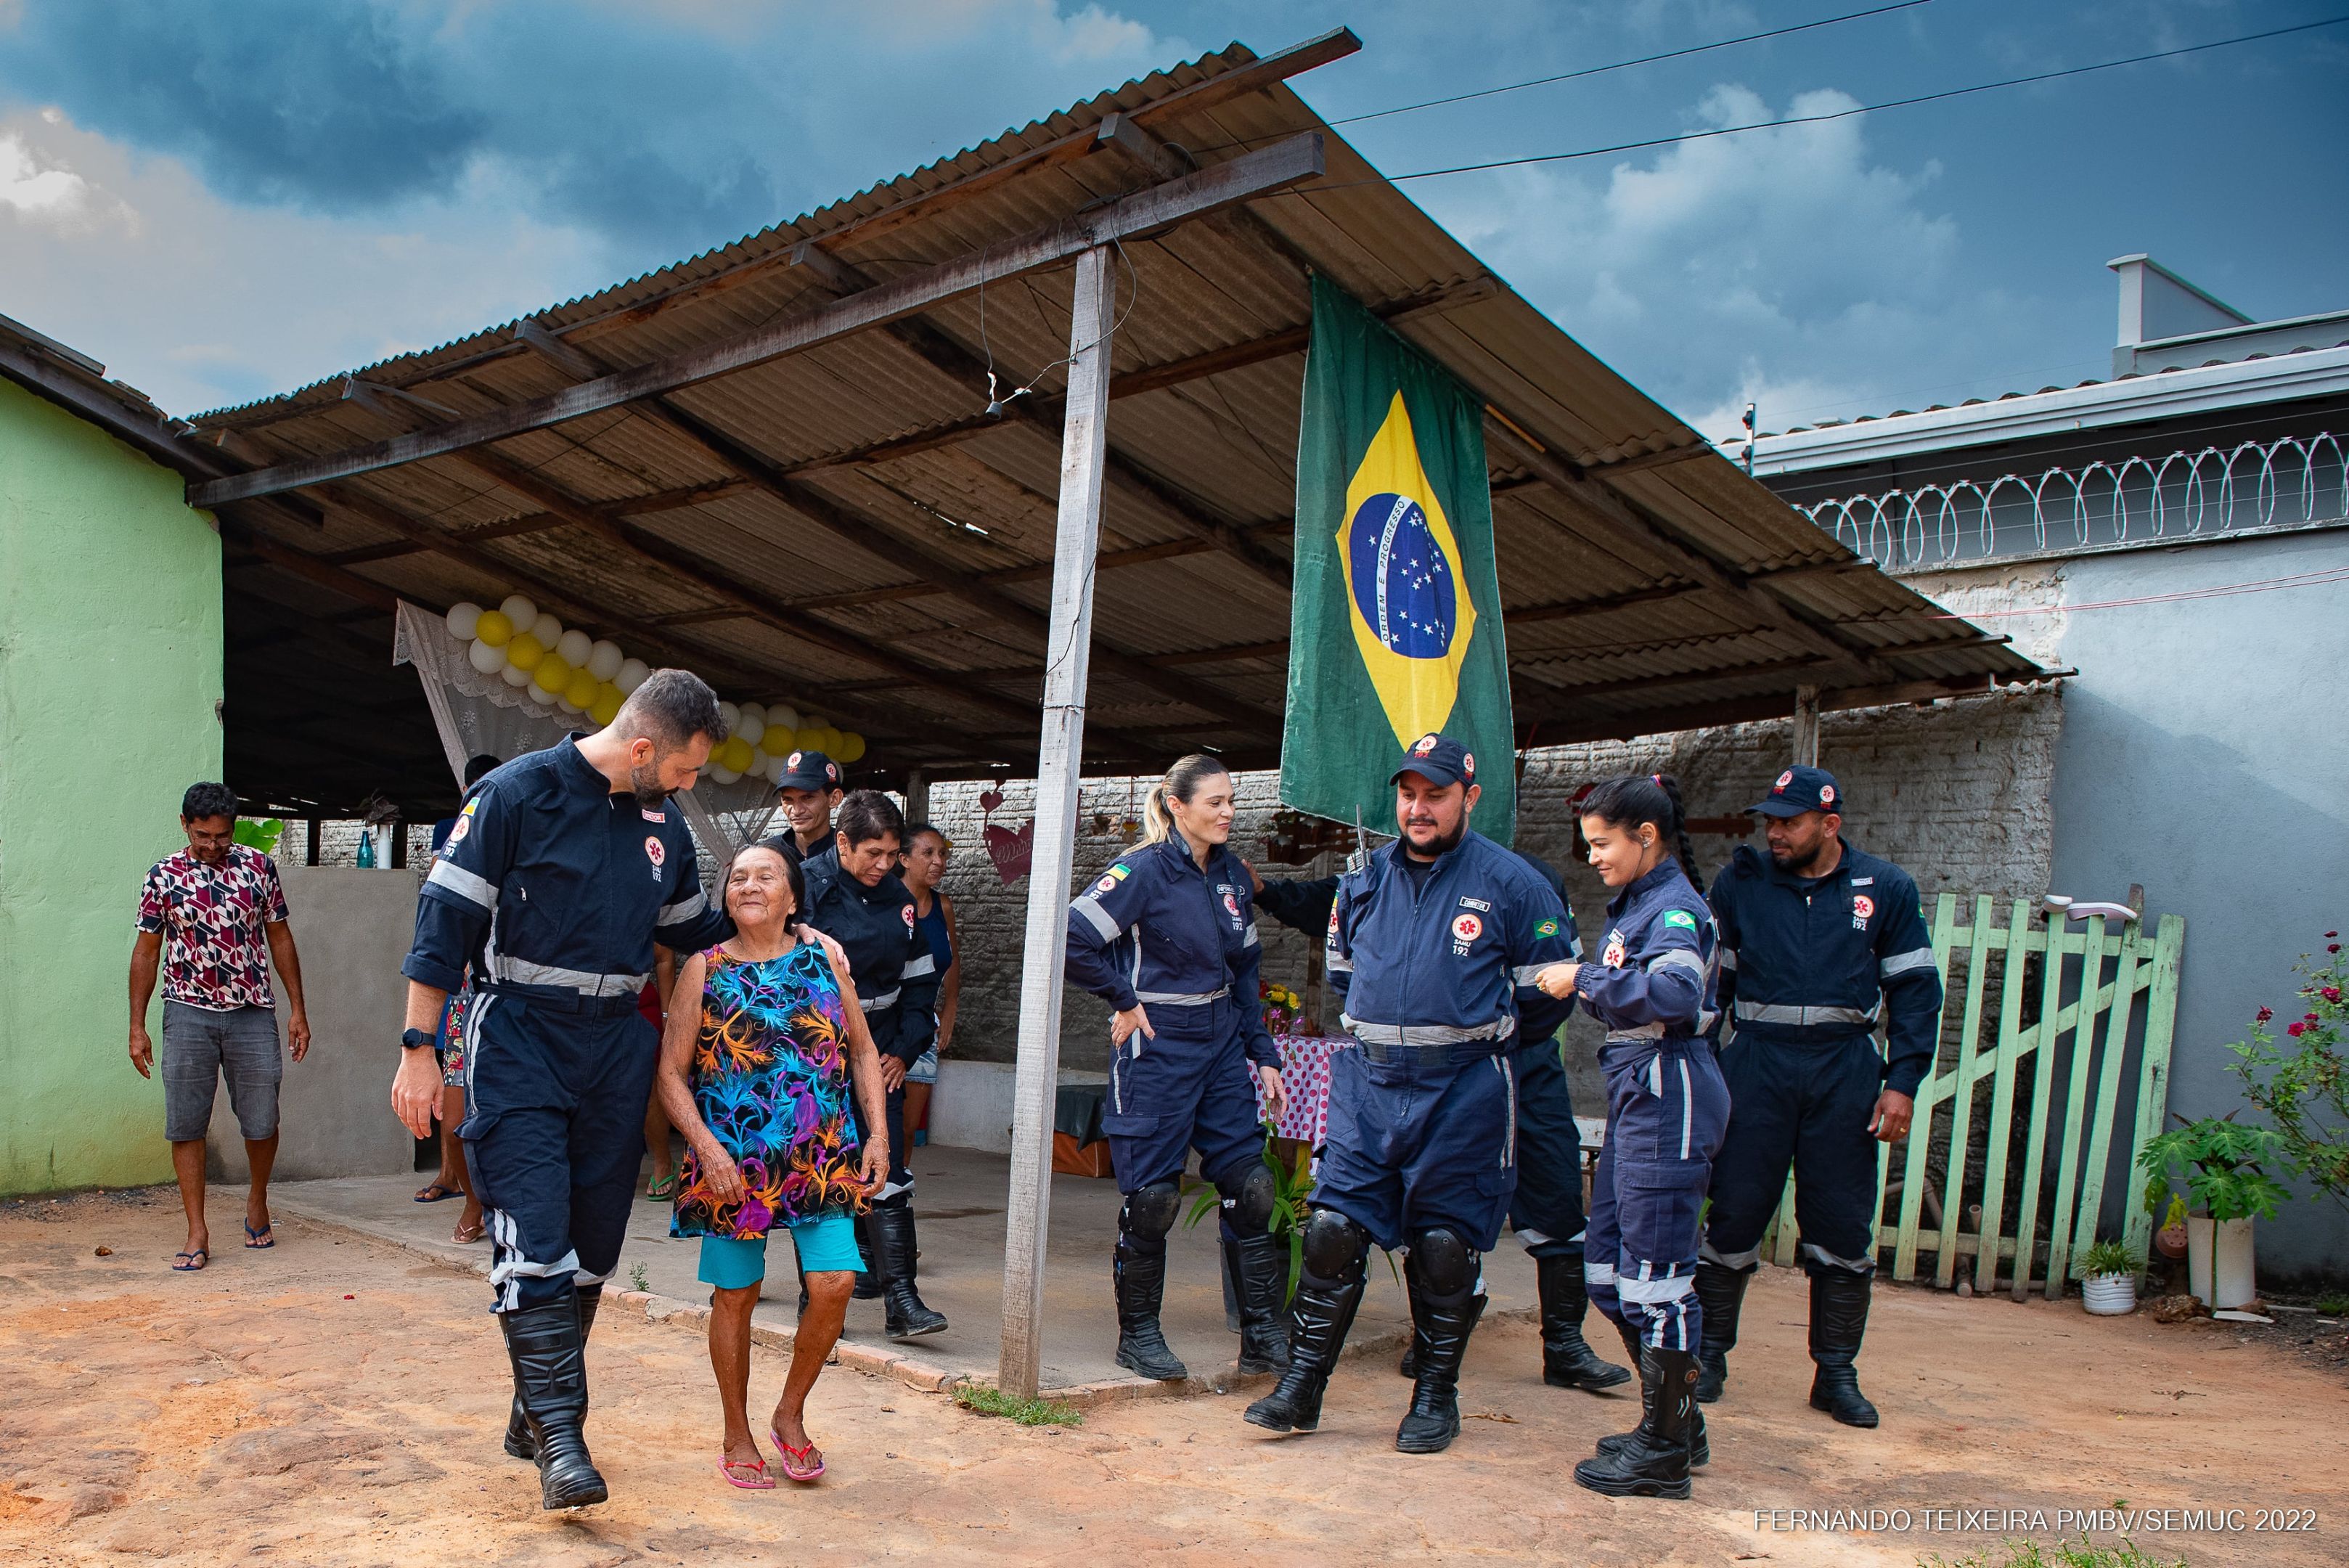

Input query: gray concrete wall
[206,863,418,1184]
[2041,528,2349,1281]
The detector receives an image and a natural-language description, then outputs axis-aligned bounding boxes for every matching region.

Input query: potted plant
[2078,1239,2138,1315]
[2137,1114,2288,1310]
[2153,1193,2190,1260]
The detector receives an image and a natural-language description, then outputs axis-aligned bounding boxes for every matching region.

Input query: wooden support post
[1792,683,1822,767]
[999,244,1116,1400]
[388,819,408,870]
[306,817,322,867]
[904,767,930,827]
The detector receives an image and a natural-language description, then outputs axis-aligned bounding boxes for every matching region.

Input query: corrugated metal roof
[185,32,2043,804]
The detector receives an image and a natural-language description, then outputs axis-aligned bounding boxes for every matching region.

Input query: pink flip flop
[718,1455,775,1490]
[769,1427,825,1482]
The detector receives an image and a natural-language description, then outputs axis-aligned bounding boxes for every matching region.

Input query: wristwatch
[401,1027,437,1052]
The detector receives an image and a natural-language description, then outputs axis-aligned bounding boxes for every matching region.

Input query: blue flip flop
[243,1221,275,1250]
[172,1249,208,1272]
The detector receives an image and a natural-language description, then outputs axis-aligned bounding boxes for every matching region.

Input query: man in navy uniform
[393,670,733,1509]
[768,748,846,861]
[1243,733,1576,1454]
[1695,764,1942,1427]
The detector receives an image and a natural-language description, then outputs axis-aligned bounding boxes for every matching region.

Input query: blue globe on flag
[1344,491,1457,659]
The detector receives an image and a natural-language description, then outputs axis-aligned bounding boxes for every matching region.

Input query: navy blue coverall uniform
[1573,859,1731,1354]
[1692,828,1941,1425]
[404,737,732,1316]
[800,842,943,1336]
[1066,836,1286,1379]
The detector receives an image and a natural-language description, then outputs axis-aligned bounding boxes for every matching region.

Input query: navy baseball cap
[1748,764,1845,818]
[1390,732,1480,790]
[773,749,843,793]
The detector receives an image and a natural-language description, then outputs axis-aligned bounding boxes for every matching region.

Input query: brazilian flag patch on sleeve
[1662,909,1697,930]
[1535,918,1559,938]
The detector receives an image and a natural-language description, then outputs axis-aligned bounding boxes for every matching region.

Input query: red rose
[2326,988,2344,1003]
[2287,1022,2305,1037]
[2257,1007,2274,1021]
[2332,944,2342,954]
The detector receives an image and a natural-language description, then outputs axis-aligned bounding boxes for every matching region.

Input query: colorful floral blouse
[671,939,867,1240]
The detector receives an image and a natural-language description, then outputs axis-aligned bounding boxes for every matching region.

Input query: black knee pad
[1216,1161,1279,1232]
[1122,1181,1182,1241]
[1300,1208,1369,1281]
[1407,1228,1476,1297]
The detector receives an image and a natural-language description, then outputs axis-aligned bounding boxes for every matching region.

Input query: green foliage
[2078,1239,2135,1278]
[1921,1539,2185,1568]
[1181,1123,1316,1304]
[2228,939,2349,1217]
[2137,1114,2289,1224]
[953,1385,1082,1426]
[628,1262,650,1293]
[2313,1290,2349,1315]
[232,817,285,854]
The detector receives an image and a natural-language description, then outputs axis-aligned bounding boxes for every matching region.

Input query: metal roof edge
[1752,345,2349,476]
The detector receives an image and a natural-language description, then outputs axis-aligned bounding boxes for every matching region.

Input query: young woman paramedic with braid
[1535,773,1730,1500]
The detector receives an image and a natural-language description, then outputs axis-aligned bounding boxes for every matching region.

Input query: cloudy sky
[1,0,2342,440]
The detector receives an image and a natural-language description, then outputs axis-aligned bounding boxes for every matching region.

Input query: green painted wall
[1,376,223,1194]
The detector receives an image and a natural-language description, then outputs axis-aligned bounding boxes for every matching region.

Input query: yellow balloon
[837,730,867,763]
[505,632,545,671]
[473,609,514,648]
[589,687,623,727]
[565,666,600,708]
[763,724,795,756]
[719,735,754,774]
[819,725,845,756]
[533,656,572,695]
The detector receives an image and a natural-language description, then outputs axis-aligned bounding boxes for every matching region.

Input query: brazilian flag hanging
[1283,276,1516,844]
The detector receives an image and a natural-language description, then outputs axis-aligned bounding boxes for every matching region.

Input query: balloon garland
[443,597,867,784]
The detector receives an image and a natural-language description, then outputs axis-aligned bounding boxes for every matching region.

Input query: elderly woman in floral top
[656,842,889,1487]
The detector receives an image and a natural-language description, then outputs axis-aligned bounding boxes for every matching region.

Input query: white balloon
[499,595,537,629]
[749,748,769,778]
[446,601,483,642]
[556,628,593,667]
[737,717,765,750]
[586,640,624,682]
[615,658,650,694]
[719,701,740,733]
[527,680,557,704]
[739,702,767,732]
[556,695,582,714]
[769,704,801,732]
[708,764,741,785]
[501,662,534,688]
[530,611,565,647]
[768,751,788,783]
[467,637,509,674]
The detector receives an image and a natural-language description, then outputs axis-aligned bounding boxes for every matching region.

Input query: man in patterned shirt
[129,781,311,1273]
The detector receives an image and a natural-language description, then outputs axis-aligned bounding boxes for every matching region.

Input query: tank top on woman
[913,895,953,995]
[671,940,868,1241]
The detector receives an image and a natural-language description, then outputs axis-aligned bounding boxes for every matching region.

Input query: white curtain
[391,600,772,863]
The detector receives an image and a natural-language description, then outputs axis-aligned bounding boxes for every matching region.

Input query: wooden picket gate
[1754,896,2186,1297]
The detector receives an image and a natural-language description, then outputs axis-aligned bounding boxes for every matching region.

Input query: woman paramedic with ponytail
[1536,772,1730,1501]
[1064,755,1291,1384]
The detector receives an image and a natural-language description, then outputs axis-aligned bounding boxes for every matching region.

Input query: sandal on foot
[171,1249,208,1272]
[453,1217,486,1244]
[243,1221,275,1249]
[770,1428,825,1482]
[643,1173,679,1202]
[718,1456,775,1490]
[413,1182,462,1204]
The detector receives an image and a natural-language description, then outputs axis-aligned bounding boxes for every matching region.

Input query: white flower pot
[2185,1215,2259,1309]
[2081,1273,2137,1315]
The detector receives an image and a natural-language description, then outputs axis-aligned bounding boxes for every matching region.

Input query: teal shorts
[697,1209,862,1290]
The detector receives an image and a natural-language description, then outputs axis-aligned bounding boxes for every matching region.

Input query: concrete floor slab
[273,1140,1543,1397]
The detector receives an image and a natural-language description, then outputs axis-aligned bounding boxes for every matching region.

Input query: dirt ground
[1,1189,2341,1567]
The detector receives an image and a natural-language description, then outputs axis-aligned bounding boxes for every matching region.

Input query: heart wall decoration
[984,819,1034,885]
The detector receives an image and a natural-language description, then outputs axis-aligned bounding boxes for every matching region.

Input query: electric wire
[1931,563,2349,617]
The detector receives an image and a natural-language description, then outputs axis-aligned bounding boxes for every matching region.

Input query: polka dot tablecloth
[1257,1032,1346,1148]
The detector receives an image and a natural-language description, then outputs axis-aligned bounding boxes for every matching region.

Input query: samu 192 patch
[1662,909,1697,930]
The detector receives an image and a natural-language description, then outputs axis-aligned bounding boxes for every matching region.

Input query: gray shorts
[161,1002,282,1143]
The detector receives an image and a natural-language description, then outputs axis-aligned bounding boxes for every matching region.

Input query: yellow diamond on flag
[1336,391,1479,748]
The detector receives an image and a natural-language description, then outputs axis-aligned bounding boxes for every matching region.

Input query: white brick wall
[926,685,2063,1077]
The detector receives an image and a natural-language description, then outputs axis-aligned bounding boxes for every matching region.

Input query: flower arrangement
[1260,981,1307,1036]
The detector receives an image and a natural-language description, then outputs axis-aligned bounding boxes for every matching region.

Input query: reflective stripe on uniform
[1647,947,1707,979]
[1584,1258,1620,1287]
[1606,1022,1667,1043]
[1071,894,1119,942]
[1701,1237,1765,1270]
[1733,999,1881,1027]
[1511,963,1551,985]
[1343,1016,1516,1048]
[1800,1240,1878,1275]
[863,987,902,1013]
[1242,926,1260,947]
[902,952,936,980]
[1617,1269,1696,1304]
[1325,952,1353,973]
[1879,946,1936,978]
[1717,946,1739,971]
[490,956,650,996]
[1678,1056,1694,1159]
[657,889,708,926]
[427,857,497,910]
[1135,987,1230,1006]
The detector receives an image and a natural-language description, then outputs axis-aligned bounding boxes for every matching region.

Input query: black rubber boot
[851,1209,883,1299]
[1807,1270,1879,1427]
[1243,1264,1365,1434]
[1574,1346,1697,1499]
[1114,1228,1188,1381]
[1226,1231,1292,1375]
[1694,1260,1747,1404]
[499,1293,608,1509]
[505,1283,601,1461]
[1540,1254,1630,1392]
[1596,1318,1709,1468]
[873,1199,947,1340]
[1394,1262,1483,1455]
